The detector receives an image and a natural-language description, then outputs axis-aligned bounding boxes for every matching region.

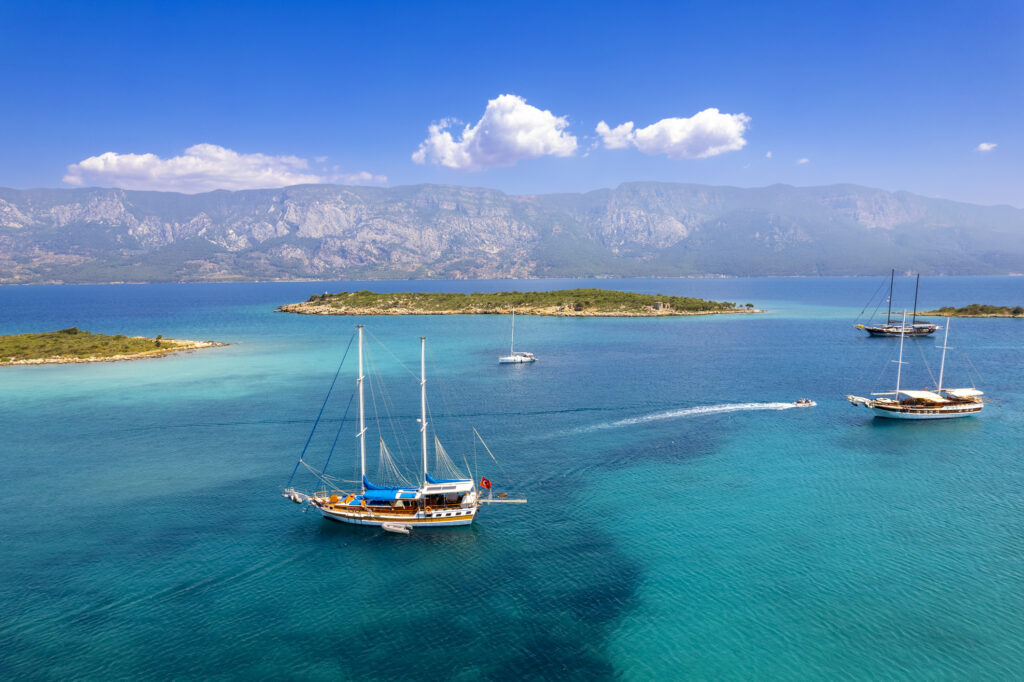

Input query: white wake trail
[581,402,797,432]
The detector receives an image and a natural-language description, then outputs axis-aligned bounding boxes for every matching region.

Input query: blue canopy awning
[362,488,420,501]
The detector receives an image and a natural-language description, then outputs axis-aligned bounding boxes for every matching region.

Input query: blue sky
[1,0,1021,206]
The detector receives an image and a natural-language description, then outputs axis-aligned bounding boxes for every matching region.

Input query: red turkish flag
[480,477,492,490]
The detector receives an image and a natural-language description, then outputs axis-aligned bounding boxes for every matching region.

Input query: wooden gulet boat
[283,326,524,529]
[856,270,938,337]
[847,314,984,419]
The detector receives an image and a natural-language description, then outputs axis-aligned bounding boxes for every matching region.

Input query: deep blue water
[1,277,1022,680]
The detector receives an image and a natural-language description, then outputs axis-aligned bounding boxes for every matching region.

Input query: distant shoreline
[276,303,762,317]
[0,336,227,366]
[275,289,762,317]
[922,305,1023,318]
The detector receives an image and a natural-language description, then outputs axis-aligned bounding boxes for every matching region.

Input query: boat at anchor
[283,325,525,528]
[855,270,938,337]
[499,308,536,364]
[847,314,983,419]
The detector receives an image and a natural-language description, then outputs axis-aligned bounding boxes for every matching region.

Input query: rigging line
[854,277,889,324]
[959,347,982,388]
[286,330,356,487]
[365,345,416,485]
[426,345,458,432]
[473,427,512,482]
[867,338,900,392]
[366,329,419,380]
[368,347,417,478]
[300,460,342,490]
[914,338,938,388]
[321,391,356,476]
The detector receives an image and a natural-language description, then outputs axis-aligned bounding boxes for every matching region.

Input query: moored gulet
[284,326,524,528]
[847,314,984,419]
[855,270,938,337]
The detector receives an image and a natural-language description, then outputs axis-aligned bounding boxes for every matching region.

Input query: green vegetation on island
[277,288,758,316]
[924,304,1024,318]
[0,327,223,365]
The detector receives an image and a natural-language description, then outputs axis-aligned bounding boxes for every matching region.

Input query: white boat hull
[868,405,982,420]
[498,356,535,364]
[318,505,477,527]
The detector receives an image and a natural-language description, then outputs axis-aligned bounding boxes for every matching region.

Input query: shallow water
[0,277,1022,679]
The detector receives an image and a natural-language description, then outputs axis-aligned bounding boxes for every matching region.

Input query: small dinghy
[382,523,412,535]
[794,399,816,407]
[282,488,309,504]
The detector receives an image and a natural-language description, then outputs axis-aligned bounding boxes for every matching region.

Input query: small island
[923,304,1024,318]
[276,288,760,317]
[0,327,225,366]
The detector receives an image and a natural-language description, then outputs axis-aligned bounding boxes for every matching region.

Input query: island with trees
[0,327,225,365]
[276,289,760,317]
[923,304,1024,318]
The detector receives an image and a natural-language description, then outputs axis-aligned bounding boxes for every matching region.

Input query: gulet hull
[317,505,477,527]
[869,406,982,419]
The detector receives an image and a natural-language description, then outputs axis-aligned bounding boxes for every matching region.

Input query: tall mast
[912,273,920,325]
[420,336,428,486]
[887,269,894,323]
[895,311,906,397]
[937,317,950,392]
[510,308,515,354]
[357,325,366,490]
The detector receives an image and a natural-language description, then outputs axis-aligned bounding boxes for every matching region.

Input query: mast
[420,336,428,486]
[938,317,950,392]
[912,273,920,325]
[895,311,906,397]
[886,269,894,323]
[510,308,515,354]
[357,325,366,490]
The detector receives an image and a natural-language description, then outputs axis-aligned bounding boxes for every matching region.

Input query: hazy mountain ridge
[0,183,1021,283]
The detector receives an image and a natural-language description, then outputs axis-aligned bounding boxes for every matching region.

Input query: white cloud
[594,121,635,149]
[595,108,750,159]
[975,142,997,152]
[765,151,772,159]
[64,144,327,193]
[797,158,810,164]
[412,94,578,170]
[63,144,386,192]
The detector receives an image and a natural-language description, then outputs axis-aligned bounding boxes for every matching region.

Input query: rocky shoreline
[1,339,227,366]
[275,302,763,317]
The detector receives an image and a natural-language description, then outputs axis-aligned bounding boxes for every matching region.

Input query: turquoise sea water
[0,277,1022,680]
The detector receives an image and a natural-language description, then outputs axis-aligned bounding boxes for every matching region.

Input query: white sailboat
[498,308,536,364]
[847,314,983,419]
[284,326,525,528]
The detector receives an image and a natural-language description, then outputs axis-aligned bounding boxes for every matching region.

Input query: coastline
[275,303,763,317]
[921,310,1023,318]
[0,339,227,366]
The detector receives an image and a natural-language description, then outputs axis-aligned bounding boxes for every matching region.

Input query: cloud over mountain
[596,108,750,159]
[412,94,578,170]
[62,144,384,193]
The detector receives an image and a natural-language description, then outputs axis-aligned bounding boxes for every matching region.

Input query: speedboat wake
[579,402,798,432]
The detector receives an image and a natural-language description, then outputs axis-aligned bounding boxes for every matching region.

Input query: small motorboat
[793,399,816,407]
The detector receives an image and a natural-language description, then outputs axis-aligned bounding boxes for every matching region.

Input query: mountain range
[1,182,1022,283]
